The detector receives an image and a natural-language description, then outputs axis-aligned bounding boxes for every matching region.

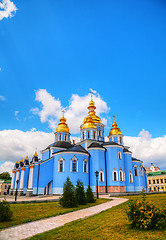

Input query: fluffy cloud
[0,0,17,21]
[31,89,110,134]
[124,129,166,170]
[0,161,14,174]
[0,95,6,101]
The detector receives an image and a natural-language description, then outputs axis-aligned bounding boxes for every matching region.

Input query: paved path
[0,196,128,240]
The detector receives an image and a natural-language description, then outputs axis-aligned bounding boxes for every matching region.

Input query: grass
[0,198,109,230]
[30,194,166,240]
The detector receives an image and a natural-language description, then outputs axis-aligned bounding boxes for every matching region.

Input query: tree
[59,177,78,208]
[0,200,13,222]
[75,180,86,205]
[86,185,95,203]
[0,172,11,180]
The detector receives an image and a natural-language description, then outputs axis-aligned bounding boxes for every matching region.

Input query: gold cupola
[83,90,101,124]
[34,151,38,157]
[20,158,23,162]
[82,115,97,129]
[109,116,122,136]
[56,110,69,133]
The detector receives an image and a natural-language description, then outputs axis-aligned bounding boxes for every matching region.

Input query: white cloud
[124,129,166,170]
[0,95,6,101]
[31,89,110,134]
[0,129,54,164]
[0,0,17,21]
[0,161,14,175]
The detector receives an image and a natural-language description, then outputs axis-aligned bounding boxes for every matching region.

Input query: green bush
[0,200,13,222]
[126,193,166,230]
[86,185,95,203]
[59,177,78,208]
[75,180,87,205]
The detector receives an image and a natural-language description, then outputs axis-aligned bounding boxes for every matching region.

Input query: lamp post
[15,180,19,202]
[95,171,99,199]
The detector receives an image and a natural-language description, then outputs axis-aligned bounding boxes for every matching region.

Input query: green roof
[0,179,11,183]
[147,171,166,176]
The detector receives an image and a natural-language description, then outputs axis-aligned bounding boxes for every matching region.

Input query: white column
[91,130,93,139]
[19,168,25,189]
[11,170,15,190]
[85,130,87,140]
[15,170,20,189]
[28,165,34,189]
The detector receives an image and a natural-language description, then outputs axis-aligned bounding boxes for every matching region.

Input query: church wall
[88,148,106,192]
[38,158,54,194]
[132,161,144,192]
[52,153,89,194]
[13,171,16,189]
[32,164,40,194]
[23,166,29,194]
[17,170,21,189]
[105,146,125,192]
[42,151,50,161]
[124,153,134,192]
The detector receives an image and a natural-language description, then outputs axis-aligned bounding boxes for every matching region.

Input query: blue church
[10,93,148,196]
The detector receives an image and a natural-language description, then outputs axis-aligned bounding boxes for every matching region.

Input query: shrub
[75,180,87,205]
[59,177,78,208]
[0,199,13,222]
[126,192,166,230]
[86,185,95,203]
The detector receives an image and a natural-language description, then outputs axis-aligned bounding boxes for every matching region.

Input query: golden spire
[20,158,23,162]
[82,115,97,129]
[25,155,29,160]
[56,110,69,133]
[34,151,38,157]
[16,159,19,163]
[85,90,101,123]
[109,115,122,136]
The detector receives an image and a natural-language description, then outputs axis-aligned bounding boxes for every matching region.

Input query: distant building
[147,171,166,192]
[10,93,148,196]
[0,179,11,195]
[146,163,160,173]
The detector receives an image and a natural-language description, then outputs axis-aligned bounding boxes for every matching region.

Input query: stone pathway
[0,196,128,240]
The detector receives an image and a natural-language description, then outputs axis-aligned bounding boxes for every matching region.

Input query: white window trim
[83,158,88,173]
[99,171,104,182]
[129,172,133,183]
[58,156,65,172]
[113,170,118,181]
[70,155,78,172]
[118,150,122,160]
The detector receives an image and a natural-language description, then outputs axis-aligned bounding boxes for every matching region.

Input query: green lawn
[30,194,166,240]
[0,198,109,230]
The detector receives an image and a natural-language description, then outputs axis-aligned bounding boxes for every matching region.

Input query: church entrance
[44,181,53,195]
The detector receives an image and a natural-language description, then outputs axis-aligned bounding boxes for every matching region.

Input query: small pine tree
[59,177,78,208]
[86,185,95,203]
[0,200,13,222]
[75,180,87,205]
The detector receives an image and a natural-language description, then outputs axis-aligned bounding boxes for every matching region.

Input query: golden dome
[83,90,101,124]
[25,155,29,160]
[82,115,97,129]
[109,116,122,136]
[56,110,69,133]
[20,158,23,162]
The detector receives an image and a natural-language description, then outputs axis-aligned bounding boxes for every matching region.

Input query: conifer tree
[86,185,95,203]
[75,180,87,205]
[59,177,77,208]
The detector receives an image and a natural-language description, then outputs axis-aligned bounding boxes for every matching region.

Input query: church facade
[10,94,148,196]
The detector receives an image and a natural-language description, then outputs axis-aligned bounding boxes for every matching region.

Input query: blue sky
[0,0,166,172]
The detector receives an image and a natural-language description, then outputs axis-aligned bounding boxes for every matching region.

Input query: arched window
[118,151,122,160]
[71,156,78,172]
[83,159,88,173]
[119,170,123,181]
[59,133,62,141]
[99,130,101,137]
[113,170,118,181]
[99,171,104,182]
[93,131,96,139]
[64,134,67,142]
[87,131,90,139]
[120,137,122,144]
[82,132,84,140]
[129,172,133,183]
[58,157,64,172]
[134,167,138,176]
